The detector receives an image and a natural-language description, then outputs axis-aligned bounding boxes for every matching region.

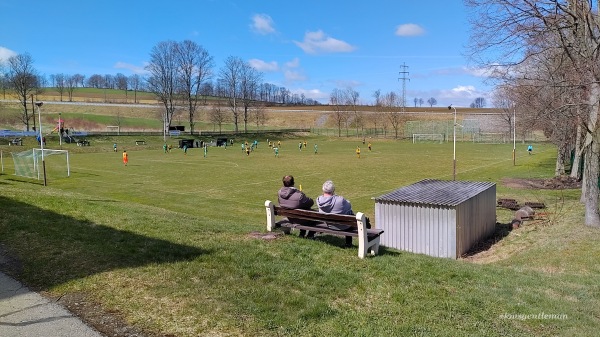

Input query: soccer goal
[12,149,70,180]
[473,132,507,144]
[412,133,444,144]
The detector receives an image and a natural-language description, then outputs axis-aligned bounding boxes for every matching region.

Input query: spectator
[278,175,315,238]
[316,180,354,247]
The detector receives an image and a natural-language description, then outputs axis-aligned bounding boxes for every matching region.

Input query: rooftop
[374,179,496,207]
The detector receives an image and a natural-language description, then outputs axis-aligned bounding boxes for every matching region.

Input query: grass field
[1,135,599,336]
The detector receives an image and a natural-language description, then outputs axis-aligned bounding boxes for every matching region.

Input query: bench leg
[369,237,381,256]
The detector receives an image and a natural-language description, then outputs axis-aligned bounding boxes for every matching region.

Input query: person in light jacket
[316,180,354,247]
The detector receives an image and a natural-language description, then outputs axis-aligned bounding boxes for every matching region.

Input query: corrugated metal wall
[375,184,496,259]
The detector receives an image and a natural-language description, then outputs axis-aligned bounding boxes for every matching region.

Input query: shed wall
[376,202,457,258]
[455,185,496,257]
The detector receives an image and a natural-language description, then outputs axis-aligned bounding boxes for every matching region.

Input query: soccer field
[4,136,556,225]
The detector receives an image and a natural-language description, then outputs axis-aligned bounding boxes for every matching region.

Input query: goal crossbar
[412,133,444,143]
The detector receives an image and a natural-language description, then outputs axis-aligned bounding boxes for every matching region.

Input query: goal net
[473,132,507,144]
[412,133,444,143]
[12,149,70,180]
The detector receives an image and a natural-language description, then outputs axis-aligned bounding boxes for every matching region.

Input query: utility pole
[398,63,410,112]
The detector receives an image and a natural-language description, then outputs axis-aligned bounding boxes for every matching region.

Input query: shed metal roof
[374,179,495,207]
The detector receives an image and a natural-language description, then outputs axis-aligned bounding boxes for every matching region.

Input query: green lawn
[0,135,598,336]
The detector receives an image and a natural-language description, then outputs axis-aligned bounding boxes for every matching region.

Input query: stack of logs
[497,199,546,229]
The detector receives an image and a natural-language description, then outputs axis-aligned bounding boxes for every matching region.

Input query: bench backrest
[274,206,358,228]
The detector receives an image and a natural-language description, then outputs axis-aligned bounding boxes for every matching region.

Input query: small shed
[374,179,496,259]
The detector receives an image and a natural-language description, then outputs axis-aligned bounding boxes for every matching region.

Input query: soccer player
[528,145,533,155]
[122,150,128,166]
[314,143,318,154]
[356,146,361,159]
[183,144,188,155]
[298,142,302,151]
[368,142,372,151]
[113,143,117,152]
[204,144,208,158]
[246,145,251,156]
[273,146,279,157]
[163,143,167,153]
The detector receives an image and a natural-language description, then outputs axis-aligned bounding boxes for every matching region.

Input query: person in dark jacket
[278,175,316,238]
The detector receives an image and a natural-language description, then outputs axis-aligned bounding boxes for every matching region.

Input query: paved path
[0,272,103,337]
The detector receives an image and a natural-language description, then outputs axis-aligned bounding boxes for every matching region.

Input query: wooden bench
[135,140,146,145]
[76,139,90,146]
[265,200,384,258]
[9,138,23,146]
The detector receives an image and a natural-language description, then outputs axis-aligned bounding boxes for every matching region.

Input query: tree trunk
[571,122,583,180]
[555,144,567,176]
[582,83,600,227]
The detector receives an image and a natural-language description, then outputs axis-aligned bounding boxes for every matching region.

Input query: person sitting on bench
[277,175,316,239]
[317,180,356,247]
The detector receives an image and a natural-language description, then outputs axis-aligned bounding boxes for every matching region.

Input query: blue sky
[0,0,491,107]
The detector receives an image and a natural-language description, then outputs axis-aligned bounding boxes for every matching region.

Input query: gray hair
[322,180,335,194]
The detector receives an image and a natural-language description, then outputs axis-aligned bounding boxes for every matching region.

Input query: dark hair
[282,175,294,187]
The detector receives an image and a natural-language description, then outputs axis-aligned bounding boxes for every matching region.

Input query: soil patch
[501,176,581,190]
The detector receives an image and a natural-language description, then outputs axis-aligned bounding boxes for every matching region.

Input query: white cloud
[438,85,489,106]
[250,14,276,35]
[114,61,148,74]
[0,46,17,64]
[451,85,478,95]
[285,58,300,68]
[294,30,356,54]
[395,23,425,37]
[284,69,306,82]
[248,59,279,72]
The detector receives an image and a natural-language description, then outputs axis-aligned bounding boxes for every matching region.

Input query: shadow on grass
[0,196,208,296]
[308,234,403,257]
[462,222,513,257]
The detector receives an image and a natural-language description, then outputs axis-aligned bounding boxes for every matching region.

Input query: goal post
[412,133,444,144]
[12,149,70,180]
[473,132,507,144]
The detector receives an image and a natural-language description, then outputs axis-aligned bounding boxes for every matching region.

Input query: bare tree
[419,98,424,107]
[466,0,600,227]
[470,97,486,108]
[73,73,85,88]
[427,97,437,107]
[251,103,268,129]
[491,85,515,138]
[330,88,349,137]
[115,73,128,100]
[219,56,244,132]
[384,91,403,139]
[345,87,362,137]
[128,74,143,103]
[66,74,77,102]
[175,40,214,135]
[86,74,103,88]
[209,104,228,133]
[239,62,262,132]
[7,53,38,131]
[55,73,66,101]
[146,41,179,137]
